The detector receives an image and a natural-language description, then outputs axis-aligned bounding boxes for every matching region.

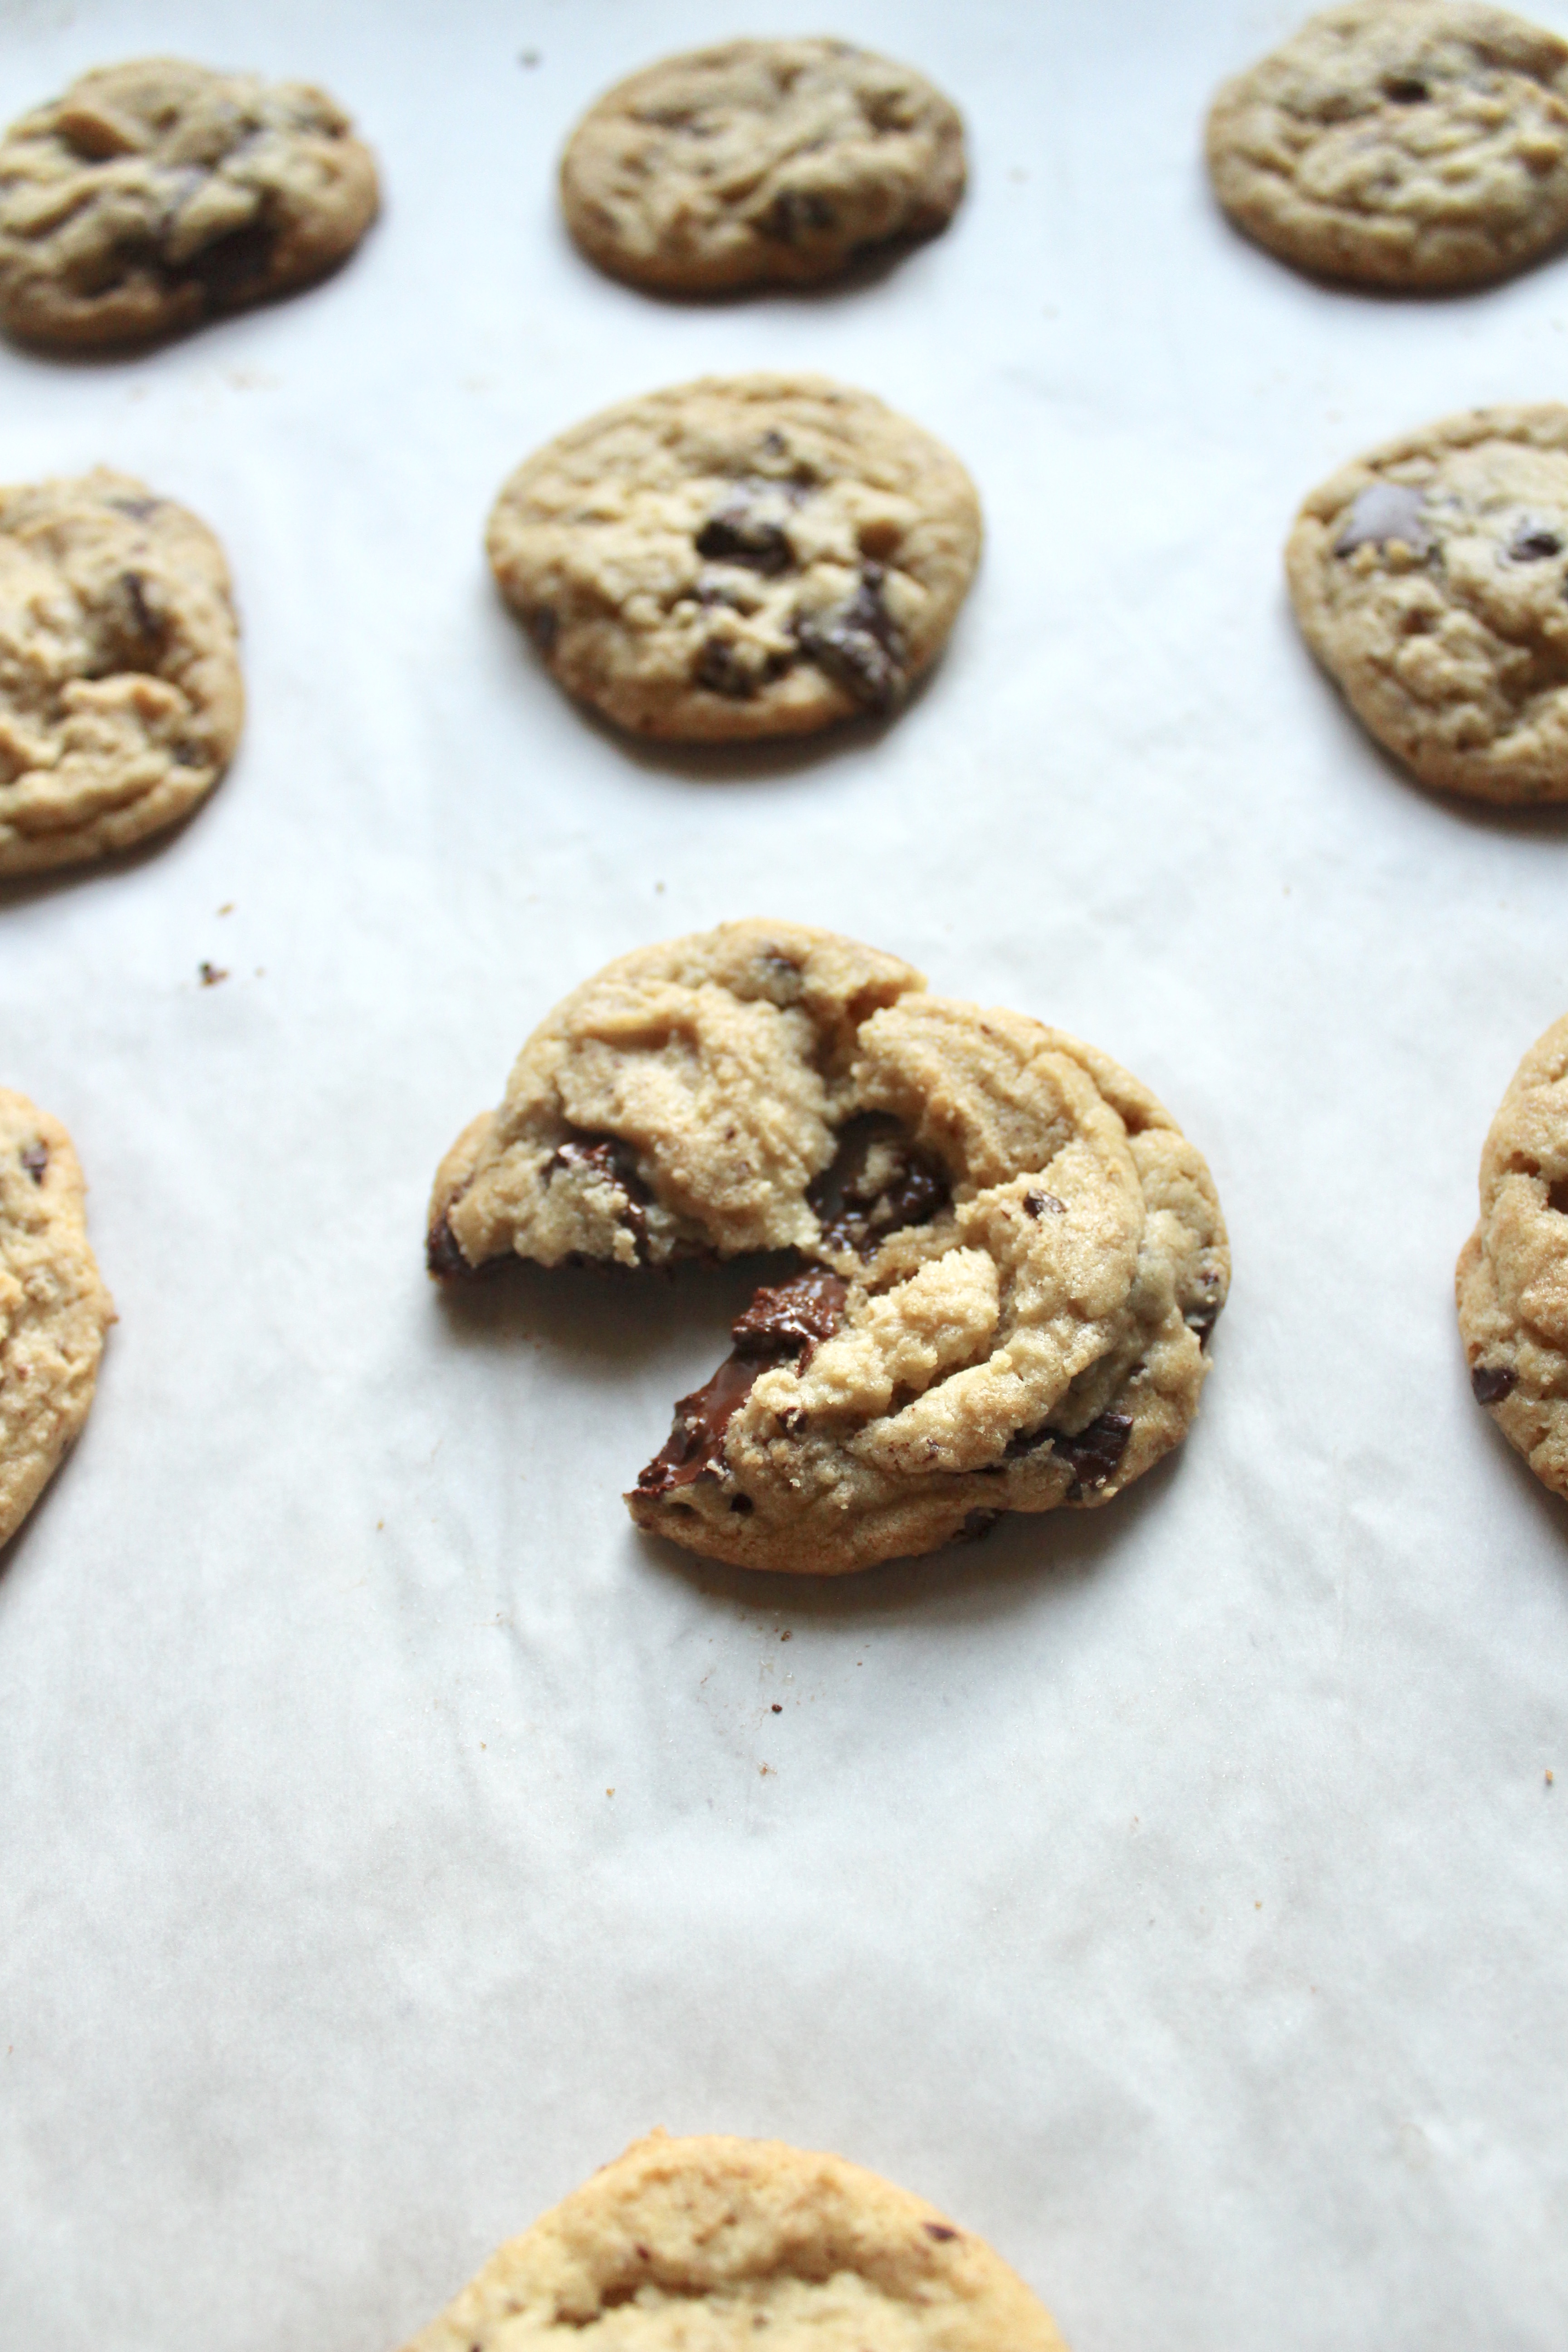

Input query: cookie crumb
[771,1702,782,1713]
[198,960,228,986]
[1548,1769,1556,1785]
[217,901,233,915]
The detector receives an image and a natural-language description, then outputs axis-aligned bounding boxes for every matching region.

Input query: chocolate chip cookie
[1457,1011,1568,1497]
[485,375,981,741]
[428,923,1228,1576]
[1285,404,1568,801]
[1206,0,1568,289]
[0,1091,113,1550]
[400,2130,1068,2352]
[0,468,243,875]
[0,56,378,348]
[559,39,965,295]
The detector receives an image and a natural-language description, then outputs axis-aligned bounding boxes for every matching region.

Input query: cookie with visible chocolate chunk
[0,1091,114,1549]
[1206,1,1568,290]
[1457,1011,1568,1497]
[1287,404,1568,801]
[0,56,378,348]
[559,39,965,296]
[0,467,243,875]
[428,921,1227,1576]
[399,2129,1068,2352]
[484,374,981,741]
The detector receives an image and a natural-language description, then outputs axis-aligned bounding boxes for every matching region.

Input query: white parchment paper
[4,1,1568,2345]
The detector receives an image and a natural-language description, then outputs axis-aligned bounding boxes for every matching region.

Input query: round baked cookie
[400,2130,1068,2352]
[485,375,981,742]
[0,1091,113,1549]
[1206,0,1568,290]
[1284,404,1568,801]
[0,56,378,348]
[1457,1010,1568,1496]
[0,468,243,875]
[559,39,965,295]
[428,922,1228,1576]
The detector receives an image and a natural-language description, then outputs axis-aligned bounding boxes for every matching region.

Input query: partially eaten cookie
[428,923,1229,1575]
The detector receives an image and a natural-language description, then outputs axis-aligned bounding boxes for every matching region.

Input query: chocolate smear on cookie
[794,564,907,713]
[637,1269,847,1495]
[1005,1406,1134,1498]
[549,1134,652,1255]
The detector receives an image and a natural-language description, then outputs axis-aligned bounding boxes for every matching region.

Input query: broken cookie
[0,1090,114,1549]
[0,467,243,874]
[484,374,981,741]
[0,55,379,349]
[428,922,1228,1576]
[397,2129,1068,2352]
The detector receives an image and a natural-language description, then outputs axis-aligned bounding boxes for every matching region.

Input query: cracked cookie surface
[428,922,1227,1576]
[0,1090,113,1549]
[485,375,980,741]
[0,467,243,874]
[401,2130,1068,2352]
[1458,1010,1568,1497]
[1206,0,1568,289]
[1286,404,1568,801]
[559,38,965,295]
[0,55,378,348]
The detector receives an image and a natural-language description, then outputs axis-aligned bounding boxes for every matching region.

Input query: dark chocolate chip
[20,1142,47,1183]
[924,2224,959,2243]
[183,218,278,307]
[110,494,162,522]
[1024,1190,1066,1218]
[695,487,795,576]
[762,188,838,242]
[1185,1303,1221,1348]
[119,569,158,643]
[637,1269,848,1497]
[1382,75,1429,101]
[793,564,907,714]
[694,635,756,697]
[1509,520,1564,562]
[426,1212,470,1280]
[957,1509,1001,1542]
[808,1112,949,1257]
[549,1134,651,1254]
[1471,1362,1517,1406]
[730,1493,755,1514]
[1336,483,1431,559]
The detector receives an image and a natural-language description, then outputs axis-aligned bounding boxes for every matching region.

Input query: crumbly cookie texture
[0,468,243,875]
[1206,0,1568,289]
[0,1090,113,1549]
[559,38,965,295]
[1457,1011,1568,1496]
[429,922,1227,1576]
[0,55,378,348]
[1285,404,1568,801]
[400,2131,1068,2352]
[485,375,981,742]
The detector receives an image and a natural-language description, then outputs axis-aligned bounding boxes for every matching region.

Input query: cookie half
[0,1091,113,1549]
[0,468,243,875]
[1206,0,1568,290]
[0,55,378,348]
[1457,1011,1568,1496]
[560,38,965,295]
[485,374,981,741]
[429,922,1227,1576]
[1285,404,1568,801]
[400,2130,1068,2351]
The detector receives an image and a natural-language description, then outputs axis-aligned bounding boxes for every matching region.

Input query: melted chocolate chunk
[1335,482,1431,559]
[1024,1189,1066,1218]
[694,635,756,697]
[695,485,796,576]
[183,218,279,306]
[637,1269,848,1498]
[549,1134,651,1254]
[1509,519,1563,563]
[1004,1407,1134,1497]
[426,1211,470,1280]
[20,1142,47,1183]
[793,565,907,715]
[809,1113,949,1258]
[762,188,838,242]
[1471,1362,1517,1406]
[1382,75,1429,102]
